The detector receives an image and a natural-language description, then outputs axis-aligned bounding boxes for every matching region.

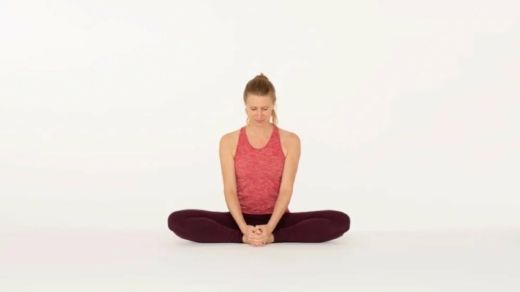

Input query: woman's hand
[248,225,274,247]
[242,225,261,246]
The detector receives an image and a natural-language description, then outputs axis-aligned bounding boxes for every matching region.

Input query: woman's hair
[243,73,278,125]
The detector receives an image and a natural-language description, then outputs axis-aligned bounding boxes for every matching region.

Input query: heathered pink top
[234,124,288,214]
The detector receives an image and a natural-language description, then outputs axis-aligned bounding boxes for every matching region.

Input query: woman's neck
[246,122,273,136]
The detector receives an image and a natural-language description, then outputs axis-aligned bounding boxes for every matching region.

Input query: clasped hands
[242,224,274,247]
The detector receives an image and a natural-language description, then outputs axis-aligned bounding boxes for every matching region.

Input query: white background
[1,0,519,233]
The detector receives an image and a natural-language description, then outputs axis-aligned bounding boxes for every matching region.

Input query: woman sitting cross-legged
[167,73,351,246]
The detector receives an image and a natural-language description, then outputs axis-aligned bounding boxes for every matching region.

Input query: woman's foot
[243,230,273,246]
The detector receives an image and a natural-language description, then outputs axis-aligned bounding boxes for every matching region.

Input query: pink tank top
[234,124,288,214]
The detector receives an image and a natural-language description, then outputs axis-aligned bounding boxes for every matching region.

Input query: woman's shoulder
[275,126,300,157]
[219,128,241,148]
[277,126,300,147]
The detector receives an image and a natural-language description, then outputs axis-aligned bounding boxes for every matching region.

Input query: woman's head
[243,73,278,125]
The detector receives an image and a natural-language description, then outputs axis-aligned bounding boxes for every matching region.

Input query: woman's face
[245,94,274,125]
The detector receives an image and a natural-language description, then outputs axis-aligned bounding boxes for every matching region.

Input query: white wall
[1,0,519,232]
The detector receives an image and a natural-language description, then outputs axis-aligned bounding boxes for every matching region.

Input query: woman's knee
[330,210,351,233]
[167,209,192,232]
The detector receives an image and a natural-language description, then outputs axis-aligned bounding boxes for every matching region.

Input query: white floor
[1,227,519,292]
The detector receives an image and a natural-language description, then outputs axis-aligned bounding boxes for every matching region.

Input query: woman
[168,73,350,246]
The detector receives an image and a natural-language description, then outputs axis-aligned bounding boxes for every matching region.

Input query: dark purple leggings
[167,209,350,243]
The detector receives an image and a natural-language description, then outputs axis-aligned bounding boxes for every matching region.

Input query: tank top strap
[265,124,280,148]
[235,126,247,155]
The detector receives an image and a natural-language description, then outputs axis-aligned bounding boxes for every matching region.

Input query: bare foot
[267,234,274,244]
[242,231,262,244]
[243,228,274,246]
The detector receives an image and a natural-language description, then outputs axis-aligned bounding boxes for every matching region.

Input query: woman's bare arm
[267,132,301,231]
[219,133,248,233]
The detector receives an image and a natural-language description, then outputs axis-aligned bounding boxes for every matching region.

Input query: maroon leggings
[167,209,350,243]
